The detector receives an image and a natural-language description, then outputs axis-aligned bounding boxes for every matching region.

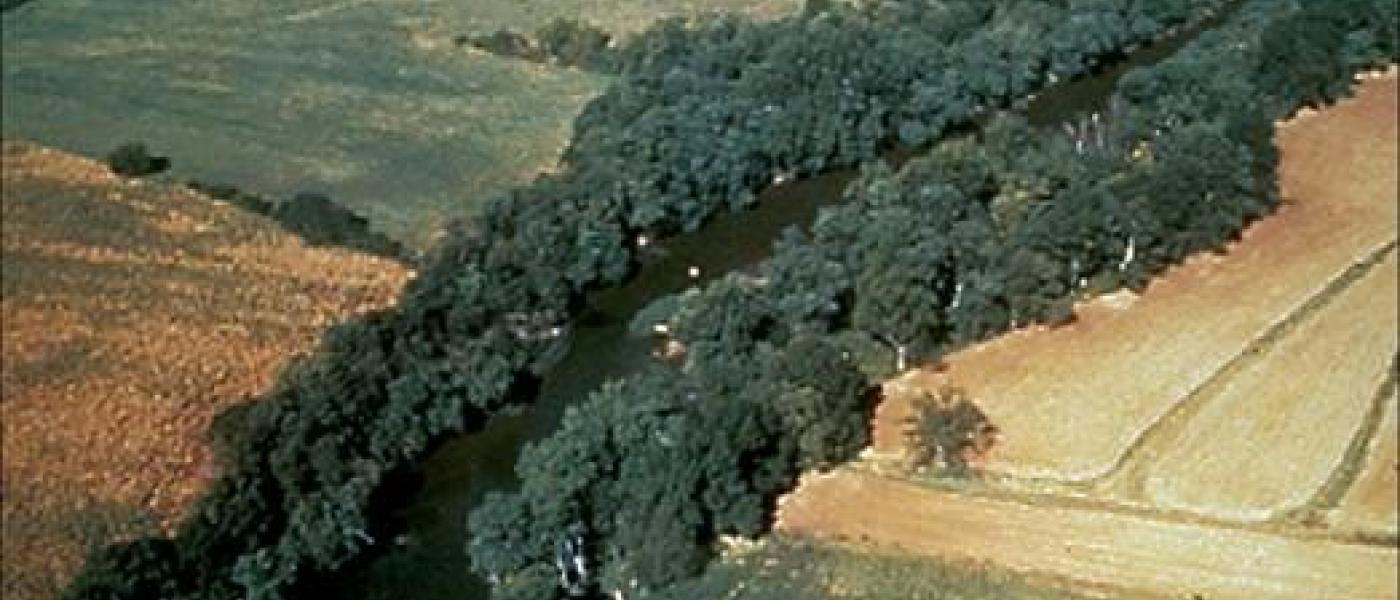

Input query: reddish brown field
[779,470,1398,600]
[0,141,409,600]
[874,72,1399,484]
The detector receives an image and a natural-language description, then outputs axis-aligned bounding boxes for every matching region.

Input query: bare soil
[787,73,1398,600]
[874,71,1399,483]
[778,470,1398,600]
[0,141,409,600]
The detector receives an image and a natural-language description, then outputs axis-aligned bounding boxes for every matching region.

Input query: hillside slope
[0,141,409,600]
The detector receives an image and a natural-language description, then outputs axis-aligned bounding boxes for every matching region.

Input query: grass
[2,1,599,251]
[663,535,1096,600]
[414,0,800,37]
[1,1,800,251]
[0,141,408,600]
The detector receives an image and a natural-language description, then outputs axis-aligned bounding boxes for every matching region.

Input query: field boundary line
[781,469,1400,600]
[1289,361,1399,527]
[1095,239,1399,496]
[851,462,1400,549]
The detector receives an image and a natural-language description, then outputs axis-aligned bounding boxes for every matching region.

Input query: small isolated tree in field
[105,142,169,177]
[902,386,997,476]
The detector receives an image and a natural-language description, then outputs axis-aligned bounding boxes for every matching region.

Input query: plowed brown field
[874,70,1399,484]
[778,471,1398,600]
[0,141,408,600]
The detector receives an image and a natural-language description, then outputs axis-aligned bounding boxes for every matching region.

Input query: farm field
[778,470,1398,600]
[416,0,799,36]
[873,70,1400,484]
[786,72,1398,600]
[667,535,1095,600]
[0,1,799,251]
[0,0,597,250]
[1333,385,1399,538]
[5,1,1394,598]
[0,141,408,600]
[1126,249,1396,521]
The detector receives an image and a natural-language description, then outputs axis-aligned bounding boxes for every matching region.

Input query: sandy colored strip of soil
[1129,250,1397,521]
[778,470,1399,600]
[874,71,1399,482]
[1333,384,1399,537]
[0,141,409,600]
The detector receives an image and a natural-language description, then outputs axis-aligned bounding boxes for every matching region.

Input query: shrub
[271,191,407,262]
[105,142,169,177]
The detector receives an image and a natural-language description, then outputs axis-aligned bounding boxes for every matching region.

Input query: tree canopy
[64,0,1396,598]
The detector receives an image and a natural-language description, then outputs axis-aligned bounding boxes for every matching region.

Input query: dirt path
[779,471,1398,600]
[0,141,408,600]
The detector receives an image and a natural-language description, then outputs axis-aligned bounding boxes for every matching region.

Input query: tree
[903,387,996,476]
[762,227,851,331]
[65,538,184,600]
[764,335,871,471]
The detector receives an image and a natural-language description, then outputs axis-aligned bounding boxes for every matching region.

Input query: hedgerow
[63,0,1394,598]
[187,183,409,263]
[467,0,1396,598]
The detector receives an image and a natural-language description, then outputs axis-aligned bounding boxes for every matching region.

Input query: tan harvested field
[1333,385,1399,537]
[778,470,1400,600]
[796,73,1399,600]
[1125,250,1397,521]
[0,141,409,600]
[874,72,1400,483]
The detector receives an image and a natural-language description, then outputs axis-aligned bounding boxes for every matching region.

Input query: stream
[318,20,1232,597]
[314,6,1244,597]
[313,168,859,599]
